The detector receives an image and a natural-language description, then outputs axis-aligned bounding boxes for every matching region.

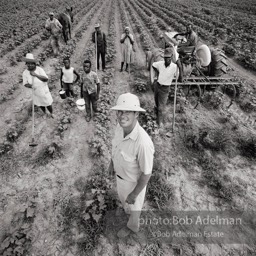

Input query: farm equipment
[147,31,240,108]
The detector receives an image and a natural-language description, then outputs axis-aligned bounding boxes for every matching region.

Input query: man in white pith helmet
[108,93,154,239]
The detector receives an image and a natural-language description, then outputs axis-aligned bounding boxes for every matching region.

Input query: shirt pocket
[120,151,138,173]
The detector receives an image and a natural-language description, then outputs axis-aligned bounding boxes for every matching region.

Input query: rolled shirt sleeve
[137,142,154,175]
[22,70,28,86]
[152,61,159,70]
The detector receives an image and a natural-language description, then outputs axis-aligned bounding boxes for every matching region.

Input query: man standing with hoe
[152,47,180,128]
[92,23,107,72]
[45,12,63,57]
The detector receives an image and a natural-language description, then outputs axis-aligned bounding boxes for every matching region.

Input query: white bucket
[76,98,85,111]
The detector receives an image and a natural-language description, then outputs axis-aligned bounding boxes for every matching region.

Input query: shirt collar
[123,121,139,141]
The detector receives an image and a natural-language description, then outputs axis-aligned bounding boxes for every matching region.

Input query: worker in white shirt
[152,47,183,128]
[60,57,80,97]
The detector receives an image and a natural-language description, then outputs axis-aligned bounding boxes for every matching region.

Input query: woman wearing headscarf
[22,53,54,119]
[120,27,134,72]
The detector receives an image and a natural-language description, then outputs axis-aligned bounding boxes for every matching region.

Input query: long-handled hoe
[172,66,179,133]
[95,31,97,74]
[29,77,38,147]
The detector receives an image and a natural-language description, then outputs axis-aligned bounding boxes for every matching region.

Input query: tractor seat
[178,46,196,56]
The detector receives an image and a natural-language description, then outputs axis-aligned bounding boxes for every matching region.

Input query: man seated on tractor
[174,24,198,57]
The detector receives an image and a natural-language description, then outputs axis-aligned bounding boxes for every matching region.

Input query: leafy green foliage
[87,136,108,158]
[202,91,223,110]
[238,136,256,160]
[59,166,117,255]
[147,171,174,209]
[0,196,37,256]
[139,110,158,136]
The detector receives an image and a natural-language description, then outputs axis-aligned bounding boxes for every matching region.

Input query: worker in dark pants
[80,60,100,122]
[152,48,180,128]
[92,23,107,71]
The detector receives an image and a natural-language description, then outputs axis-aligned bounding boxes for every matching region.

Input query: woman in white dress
[120,27,134,72]
[22,53,54,118]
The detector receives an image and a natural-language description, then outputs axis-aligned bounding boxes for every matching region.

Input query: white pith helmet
[76,98,85,111]
[110,93,145,112]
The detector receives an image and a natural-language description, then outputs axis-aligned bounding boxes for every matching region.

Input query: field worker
[23,53,54,119]
[92,23,107,71]
[120,27,134,72]
[80,60,100,122]
[152,47,180,128]
[175,24,198,55]
[45,12,63,57]
[60,57,80,98]
[108,93,154,238]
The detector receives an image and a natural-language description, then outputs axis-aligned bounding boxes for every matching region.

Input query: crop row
[0,0,103,106]
[128,0,161,42]
[0,0,106,159]
[0,0,92,57]
[197,0,256,15]
[58,2,118,254]
[137,0,256,71]
[11,0,98,63]
[121,0,154,51]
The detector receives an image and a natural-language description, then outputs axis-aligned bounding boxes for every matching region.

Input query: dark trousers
[97,49,106,70]
[40,105,53,114]
[62,82,74,97]
[154,81,170,125]
[83,91,98,117]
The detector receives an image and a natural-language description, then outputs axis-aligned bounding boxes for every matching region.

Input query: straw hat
[110,93,145,112]
[24,53,37,63]
[95,23,100,28]
[124,26,130,31]
[164,47,174,58]
[49,12,54,16]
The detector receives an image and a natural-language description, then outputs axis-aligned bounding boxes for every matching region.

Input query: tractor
[146,31,239,108]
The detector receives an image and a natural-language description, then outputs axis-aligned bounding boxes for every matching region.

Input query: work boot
[125,63,128,72]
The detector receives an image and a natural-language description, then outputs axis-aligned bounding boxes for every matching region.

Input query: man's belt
[116,174,124,180]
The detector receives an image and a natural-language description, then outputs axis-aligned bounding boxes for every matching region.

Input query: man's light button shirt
[112,122,154,183]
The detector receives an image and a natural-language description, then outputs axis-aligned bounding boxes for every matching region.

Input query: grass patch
[237,136,256,160]
[58,164,117,255]
[32,142,63,166]
[147,170,174,209]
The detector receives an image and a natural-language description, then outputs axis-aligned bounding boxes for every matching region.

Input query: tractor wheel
[208,48,228,76]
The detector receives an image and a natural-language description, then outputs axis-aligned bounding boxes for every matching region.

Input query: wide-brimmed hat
[95,23,100,28]
[49,12,54,16]
[24,53,37,63]
[164,47,174,58]
[110,93,145,112]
